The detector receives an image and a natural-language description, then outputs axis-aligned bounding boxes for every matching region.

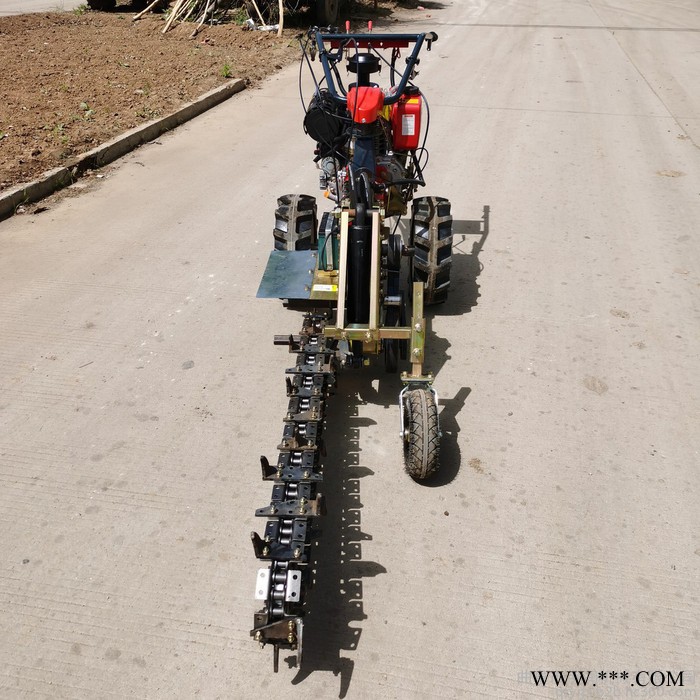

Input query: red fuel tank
[391,93,422,151]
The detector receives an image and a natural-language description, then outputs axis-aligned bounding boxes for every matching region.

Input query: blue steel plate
[256,250,317,300]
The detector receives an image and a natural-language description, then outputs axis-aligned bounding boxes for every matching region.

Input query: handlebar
[311,30,438,107]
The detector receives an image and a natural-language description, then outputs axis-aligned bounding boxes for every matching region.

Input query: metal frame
[324,210,432,382]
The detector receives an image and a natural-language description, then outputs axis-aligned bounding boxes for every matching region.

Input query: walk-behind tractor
[251,26,453,670]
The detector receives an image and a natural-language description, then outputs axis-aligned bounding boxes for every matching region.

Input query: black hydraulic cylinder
[347,204,371,324]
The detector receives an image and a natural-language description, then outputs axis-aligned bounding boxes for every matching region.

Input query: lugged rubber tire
[87,0,117,10]
[402,388,440,481]
[273,194,317,251]
[411,196,453,305]
[316,0,339,25]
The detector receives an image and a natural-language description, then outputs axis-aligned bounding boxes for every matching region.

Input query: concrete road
[1,0,698,697]
[0,0,84,14]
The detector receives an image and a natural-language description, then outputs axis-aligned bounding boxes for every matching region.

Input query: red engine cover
[391,94,422,151]
[347,86,385,125]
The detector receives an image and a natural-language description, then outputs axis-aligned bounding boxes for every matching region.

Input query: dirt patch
[0,0,435,193]
[0,10,304,189]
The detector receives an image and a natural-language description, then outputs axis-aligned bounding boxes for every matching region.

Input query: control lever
[425,31,438,50]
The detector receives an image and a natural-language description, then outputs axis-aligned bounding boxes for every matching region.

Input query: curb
[0,78,246,222]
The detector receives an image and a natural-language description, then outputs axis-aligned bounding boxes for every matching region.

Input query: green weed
[135,107,158,120]
[221,63,232,78]
[231,7,248,25]
[78,101,95,119]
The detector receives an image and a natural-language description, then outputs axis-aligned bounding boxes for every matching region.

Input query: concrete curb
[0,78,246,222]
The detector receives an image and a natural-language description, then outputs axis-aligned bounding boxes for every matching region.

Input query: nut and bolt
[287,634,295,644]
[414,322,422,332]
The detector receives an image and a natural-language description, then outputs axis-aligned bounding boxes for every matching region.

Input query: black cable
[419,89,431,157]
[298,36,308,113]
[391,213,403,237]
[371,45,410,91]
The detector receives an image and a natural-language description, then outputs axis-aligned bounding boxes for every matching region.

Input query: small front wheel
[401,387,440,480]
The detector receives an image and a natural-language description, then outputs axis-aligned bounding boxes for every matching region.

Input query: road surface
[0,0,698,697]
[0,0,84,15]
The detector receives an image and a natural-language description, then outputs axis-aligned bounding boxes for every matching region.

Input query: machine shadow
[424,385,470,487]
[435,205,490,318]
[285,207,488,686]
[422,205,490,380]
[288,372,390,698]
[418,207,488,484]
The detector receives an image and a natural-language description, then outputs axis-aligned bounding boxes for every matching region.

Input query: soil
[0,0,417,191]
[0,10,302,189]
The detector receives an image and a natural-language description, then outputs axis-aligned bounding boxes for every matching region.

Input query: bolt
[262,546,270,556]
[365,331,372,340]
[303,470,310,478]
[270,505,276,515]
[288,621,295,631]
[254,631,262,641]
[288,634,295,644]
[414,322,422,332]
[412,348,421,357]
[293,547,301,559]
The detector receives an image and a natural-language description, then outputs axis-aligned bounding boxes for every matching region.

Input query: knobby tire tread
[411,196,453,305]
[273,194,317,251]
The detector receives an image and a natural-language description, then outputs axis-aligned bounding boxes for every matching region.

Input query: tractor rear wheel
[402,387,440,480]
[411,196,453,305]
[273,194,318,251]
